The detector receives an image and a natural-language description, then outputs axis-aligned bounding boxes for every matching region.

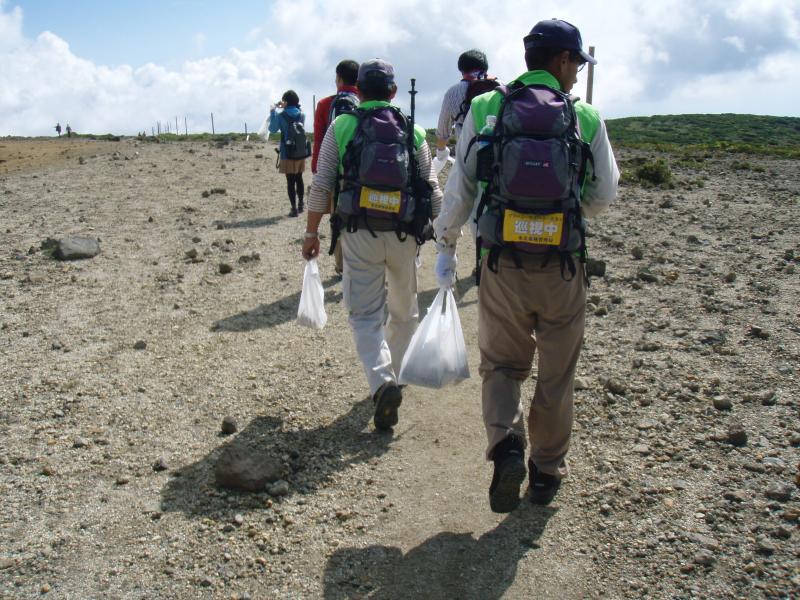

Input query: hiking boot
[298,201,304,214]
[489,436,526,513]
[528,459,561,505]
[289,207,298,217]
[373,382,402,431]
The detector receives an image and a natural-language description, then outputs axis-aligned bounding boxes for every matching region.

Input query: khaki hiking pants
[341,229,419,396]
[478,252,586,479]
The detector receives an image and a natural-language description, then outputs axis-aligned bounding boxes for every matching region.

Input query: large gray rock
[214,446,282,492]
[54,237,100,260]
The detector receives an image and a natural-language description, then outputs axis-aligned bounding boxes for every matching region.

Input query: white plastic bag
[296,259,327,329]
[398,287,470,388]
[432,154,455,175]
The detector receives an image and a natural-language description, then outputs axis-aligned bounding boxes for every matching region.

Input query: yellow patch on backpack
[359,187,401,214]
[502,209,563,245]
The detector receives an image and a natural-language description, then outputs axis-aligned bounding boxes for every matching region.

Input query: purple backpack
[336,106,416,228]
[474,82,592,277]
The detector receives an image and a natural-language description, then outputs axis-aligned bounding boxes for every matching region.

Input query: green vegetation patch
[607,114,800,159]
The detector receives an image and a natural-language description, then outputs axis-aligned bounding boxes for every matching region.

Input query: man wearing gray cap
[434,19,619,511]
[302,59,443,432]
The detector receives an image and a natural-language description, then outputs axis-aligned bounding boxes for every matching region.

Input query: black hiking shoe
[489,436,526,513]
[289,207,298,217]
[528,459,561,505]
[298,202,304,214]
[373,383,402,431]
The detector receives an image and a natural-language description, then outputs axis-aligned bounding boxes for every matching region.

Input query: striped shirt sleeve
[308,121,339,213]
[436,82,467,140]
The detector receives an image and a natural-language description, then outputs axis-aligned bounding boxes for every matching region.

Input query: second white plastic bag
[296,259,327,329]
[398,287,470,388]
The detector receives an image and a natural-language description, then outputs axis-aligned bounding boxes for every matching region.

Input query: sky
[1,0,799,136]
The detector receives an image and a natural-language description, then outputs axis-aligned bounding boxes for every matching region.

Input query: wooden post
[586,46,596,105]
[244,122,248,136]
[175,116,179,136]
[157,121,161,135]
[184,116,188,136]
[211,113,215,135]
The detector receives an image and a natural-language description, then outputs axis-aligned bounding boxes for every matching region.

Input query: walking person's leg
[526,267,585,503]
[296,173,305,213]
[383,235,419,380]
[286,173,298,216]
[341,229,404,430]
[477,256,538,512]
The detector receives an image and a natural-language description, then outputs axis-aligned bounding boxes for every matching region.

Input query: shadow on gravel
[417,274,478,312]
[322,505,556,599]
[211,276,341,332]
[212,215,286,230]
[159,396,392,517]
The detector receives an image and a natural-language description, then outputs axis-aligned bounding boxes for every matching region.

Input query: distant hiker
[302,59,442,431]
[312,59,360,275]
[267,90,310,217]
[55,123,62,136]
[435,49,500,163]
[435,49,500,242]
[434,19,619,512]
[65,124,72,138]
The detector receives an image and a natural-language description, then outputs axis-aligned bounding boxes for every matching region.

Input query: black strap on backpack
[328,92,358,125]
[454,77,500,125]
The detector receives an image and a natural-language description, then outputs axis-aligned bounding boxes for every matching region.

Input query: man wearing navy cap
[434,20,619,511]
[303,59,442,432]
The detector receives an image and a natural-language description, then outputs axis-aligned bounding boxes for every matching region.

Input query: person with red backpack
[312,59,360,274]
[434,19,619,512]
[266,90,310,217]
[301,59,442,432]
[312,60,360,174]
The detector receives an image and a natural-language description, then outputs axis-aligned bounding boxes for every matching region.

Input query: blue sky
[17,1,272,68]
[2,0,799,136]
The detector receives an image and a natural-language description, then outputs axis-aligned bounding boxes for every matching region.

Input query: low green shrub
[635,159,673,187]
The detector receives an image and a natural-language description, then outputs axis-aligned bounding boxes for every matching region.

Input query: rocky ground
[0,137,797,599]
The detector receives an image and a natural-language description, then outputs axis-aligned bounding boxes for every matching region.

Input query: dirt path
[0,139,797,599]
[0,138,122,175]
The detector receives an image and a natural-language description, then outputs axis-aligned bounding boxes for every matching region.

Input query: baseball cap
[357,59,395,85]
[523,19,597,65]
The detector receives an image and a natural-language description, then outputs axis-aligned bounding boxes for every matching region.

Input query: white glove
[435,251,457,289]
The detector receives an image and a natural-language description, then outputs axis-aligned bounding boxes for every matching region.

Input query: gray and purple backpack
[336,105,432,242]
[473,81,594,280]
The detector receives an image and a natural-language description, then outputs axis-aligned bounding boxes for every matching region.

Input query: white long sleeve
[580,118,619,218]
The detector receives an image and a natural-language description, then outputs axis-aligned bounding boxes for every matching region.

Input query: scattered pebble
[220,416,238,435]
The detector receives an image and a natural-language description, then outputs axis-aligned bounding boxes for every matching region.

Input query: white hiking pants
[341,228,419,396]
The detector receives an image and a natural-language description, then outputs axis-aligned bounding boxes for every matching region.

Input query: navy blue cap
[357,59,395,85]
[524,19,597,65]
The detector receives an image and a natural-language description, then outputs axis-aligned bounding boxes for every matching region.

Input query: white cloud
[1,0,799,136]
[0,0,22,52]
[723,36,746,52]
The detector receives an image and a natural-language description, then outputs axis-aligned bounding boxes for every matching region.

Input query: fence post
[586,46,596,105]
[184,116,188,136]
[211,113,215,135]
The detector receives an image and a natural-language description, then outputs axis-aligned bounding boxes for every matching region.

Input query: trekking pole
[408,78,417,181]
